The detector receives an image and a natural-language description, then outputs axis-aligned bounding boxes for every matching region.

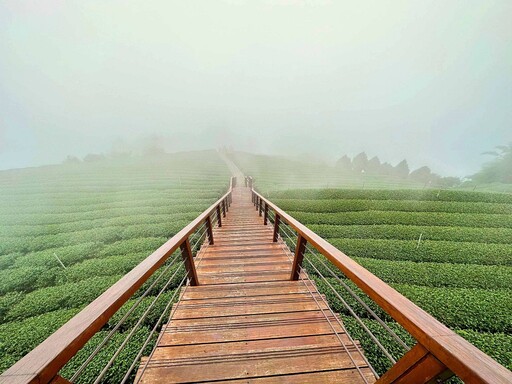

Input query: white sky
[1,0,511,175]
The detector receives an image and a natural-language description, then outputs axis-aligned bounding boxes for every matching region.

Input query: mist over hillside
[1,1,511,176]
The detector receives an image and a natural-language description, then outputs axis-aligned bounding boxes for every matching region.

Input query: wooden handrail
[252,188,512,384]
[0,177,236,384]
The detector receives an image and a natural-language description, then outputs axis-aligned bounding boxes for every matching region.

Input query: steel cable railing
[92,260,187,384]
[68,252,183,381]
[120,273,188,384]
[304,245,411,351]
[274,209,417,375]
[263,191,409,376]
[275,220,376,382]
[251,185,512,384]
[0,177,236,384]
[132,228,214,383]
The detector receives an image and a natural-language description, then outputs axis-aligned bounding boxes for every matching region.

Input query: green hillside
[0,150,231,376]
[232,152,512,372]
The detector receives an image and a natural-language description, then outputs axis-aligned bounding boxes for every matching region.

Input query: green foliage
[307,224,512,244]
[471,143,512,184]
[270,188,512,203]
[5,275,122,322]
[289,210,512,228]
[0,292,25,323]
[393,284,512,333]
[352,257,512,290]
[328,238,512,265]
[59,328,154,384]
[0,266,57,295]
[12,242,102,269]
[273,198,512,214]
[269,181,512,376]
[55,252,148,284]
[0,150,231,376]
[98,237,167,258]
[0,308,80,371]
[454,330,512,370]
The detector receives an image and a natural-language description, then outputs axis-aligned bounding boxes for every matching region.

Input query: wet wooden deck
[136,186,375,383]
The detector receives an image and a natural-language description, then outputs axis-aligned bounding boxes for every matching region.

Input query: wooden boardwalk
[136,186,375,383]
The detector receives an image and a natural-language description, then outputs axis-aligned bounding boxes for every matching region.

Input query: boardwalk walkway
[136,185,375,383]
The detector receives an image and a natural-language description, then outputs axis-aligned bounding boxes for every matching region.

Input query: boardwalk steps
[135,186,375,383]
[2,175,511,384]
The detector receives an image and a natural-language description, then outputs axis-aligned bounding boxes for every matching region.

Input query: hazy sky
[1,0,511,176]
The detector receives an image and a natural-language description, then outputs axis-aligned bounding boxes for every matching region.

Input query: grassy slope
[231,151,512,372]
[0,150,231,375]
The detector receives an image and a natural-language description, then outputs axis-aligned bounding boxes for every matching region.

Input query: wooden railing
[0,177,236,384]
[252,188,512,384]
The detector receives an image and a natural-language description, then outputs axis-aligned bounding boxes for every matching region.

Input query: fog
[1,0,511,176]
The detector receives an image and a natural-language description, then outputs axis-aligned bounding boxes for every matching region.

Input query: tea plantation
[272,190,512,369]
[1,149,511,379]
[0,150,231,375]
[232,152,512,372]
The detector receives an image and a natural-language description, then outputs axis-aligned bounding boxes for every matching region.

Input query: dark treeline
[336,152,461,187]
[471,143,512,184]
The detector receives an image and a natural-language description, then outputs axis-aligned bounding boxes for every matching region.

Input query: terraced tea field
[230,151,432,191]
[0,150,230,377]
[269,188,512,372]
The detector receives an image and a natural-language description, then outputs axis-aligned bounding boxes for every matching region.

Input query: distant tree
[366,156,381,174]
[336,155,352,172]
[83,153,106,162]
[436,176,461,188]
[394,159,410,178]
[471,143,512,183]
[410,166,432,183]
[352,152,368,173]
[62,155,81,164]
[380,162,394,176]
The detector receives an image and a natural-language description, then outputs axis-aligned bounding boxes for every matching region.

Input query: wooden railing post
[376,344,451,384]
[263,203,269,225]
[216,205,222,227]
[290,234,307,280]
[273,213,280,242]
[224,197,229,212]
[259,198,263,216]
[180,238,199,286]
[221,200,226,217]
[205,216,214,245]
[255,195,259,210]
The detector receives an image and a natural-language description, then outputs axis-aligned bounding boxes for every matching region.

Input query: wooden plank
[160,318,348,346]
[209,369,376,384]
[155,334,357,359]
[171,296,328,319]
[253,189,512,384]
[166,310,339,328]
[197,261,292,273]
[199,273,293,285]
[138,345,368,383]
[181,281,316,299]
[134,184,376,382]
[197,256,291,266]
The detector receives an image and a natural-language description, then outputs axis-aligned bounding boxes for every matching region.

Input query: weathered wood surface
[137,186,375,383]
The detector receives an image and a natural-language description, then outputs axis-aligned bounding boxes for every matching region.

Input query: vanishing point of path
[136,185,375,383]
